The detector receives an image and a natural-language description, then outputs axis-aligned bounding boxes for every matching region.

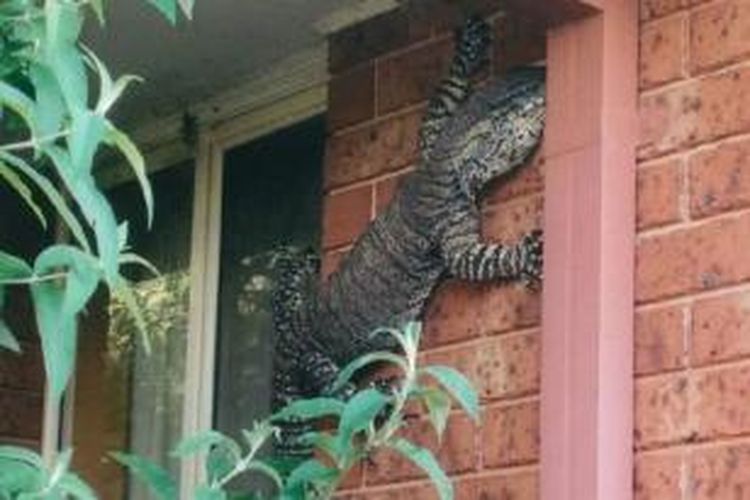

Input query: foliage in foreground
[0,0,194,403]
[0,323,479,500]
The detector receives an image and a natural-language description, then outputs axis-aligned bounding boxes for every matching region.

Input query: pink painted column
[540,1,638,500]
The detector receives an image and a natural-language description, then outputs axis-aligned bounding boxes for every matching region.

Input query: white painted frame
[178,76,327,496]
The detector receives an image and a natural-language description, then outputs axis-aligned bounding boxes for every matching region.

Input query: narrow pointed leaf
[337,389,390,447]
[0,151,90,252]
[271,397,345,422]
[0,161,47,228]
[104,122,153,227]
[420,365,479,421]
[172,430,228,458]
[389,439,453,500]
[144,0,178,24]
[330,351,407,395]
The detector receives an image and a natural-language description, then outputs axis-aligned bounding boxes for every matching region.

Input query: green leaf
[47,448,73,489]
[389,439,452,500]
[172,430,229,458]
[178,0,195,19]
[244,460,284,493]
[29,64,65,138]
[0,249,32,281]
[0,151,90,252]
[0,459,42,494]
[89,0,106,25]
[57,472,97,500]
[330,351,407,395]
[44,1,87,112]
[420,388,452,441]
[110,452,177,500]
[0,446,45,468]
[82,45,142,114]
[31,246,100,401]
[195,485,227,500]
[119,252,160,278]
[35,245,101,319]
[337,389,390,447]
[420,366,479,422]
[104,122,153,228]
[285,459,337,489]
[298,432,340,462]
[271,398,345,423]
[206,444,237,485]
[241,420,279,451]
[68,110,105,174]
[0,160,47,229]
[0,80,35,128]
[0,319,21,353]
[144,0,178,24]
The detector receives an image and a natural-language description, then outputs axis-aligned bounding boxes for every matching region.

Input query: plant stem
[0,130,70,153]
[0,271,68,286]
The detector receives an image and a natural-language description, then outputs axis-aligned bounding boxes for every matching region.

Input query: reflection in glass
[70,162,194,499]
[213,116,324,490]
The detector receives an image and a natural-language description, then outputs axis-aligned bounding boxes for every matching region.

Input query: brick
[640,15,685,89]
[690,137,750,218]
[478,282,541,336]
[640,0,705,21]
[328,63,375,131]
[635,305,686,375]
[377,37,454,114]
[325,110,422,189]
[493,15,547,75]
[691,443,750,500]
[692,363,750,439]
[340,484,435,500]
[422,280,483,348]
[482,193,543,243]
[322,185,372,249]
[639,66,750,160]
[637,158,683,230]
[421,335,540,403]
[455,469,538,500]
[374,170,410,214]
[483,149,545,206]
[634,374,690,449]
[690,0,750,74]
[329,10,422,74]
[366,414,477,485]
[407,0,503,38]
[636,213,750,303]
[692,291,750,366]
[634,450,684,500]
[0,389,42,440]
[482,400,539,468]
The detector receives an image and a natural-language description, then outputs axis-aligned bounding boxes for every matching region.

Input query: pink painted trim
[540,2,637,500]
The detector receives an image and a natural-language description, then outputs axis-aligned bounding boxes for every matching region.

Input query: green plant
[115,322,479,500]
[0,0,194,403]
[0,446,95,499]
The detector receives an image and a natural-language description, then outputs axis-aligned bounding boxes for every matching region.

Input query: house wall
[321,2,547,497]
[636,0,750,497]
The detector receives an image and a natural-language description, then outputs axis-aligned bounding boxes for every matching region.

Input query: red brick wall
[636,0,750,498]
[323,2,546,497]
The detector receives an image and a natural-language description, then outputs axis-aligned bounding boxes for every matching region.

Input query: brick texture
[640,15,686,89]
[634,1,750,497]
[323,7,547,495]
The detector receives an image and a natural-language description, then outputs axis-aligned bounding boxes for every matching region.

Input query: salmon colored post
[514,0,638,499]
